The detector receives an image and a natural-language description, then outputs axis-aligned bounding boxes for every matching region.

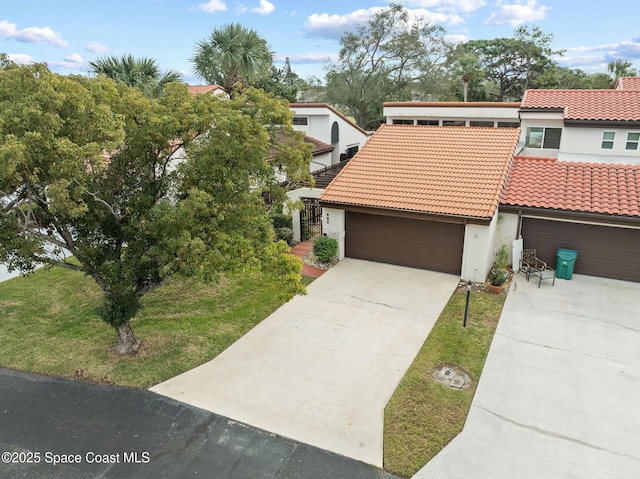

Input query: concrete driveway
[151,258,459,467]
[416,273,640,479]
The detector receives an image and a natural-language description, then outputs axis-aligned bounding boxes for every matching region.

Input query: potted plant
[488,269,507,294]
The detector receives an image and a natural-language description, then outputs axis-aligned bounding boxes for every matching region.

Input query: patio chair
[520,249,555,287]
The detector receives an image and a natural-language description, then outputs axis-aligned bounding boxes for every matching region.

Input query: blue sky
[1,0,639,84]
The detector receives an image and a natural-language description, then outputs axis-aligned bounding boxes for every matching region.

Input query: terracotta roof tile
[304,136,334,156]
[521,89,640,122]
[501,156,640,217]
[615,77,640,90]
[187,84,225,95]
[320,125,520,219]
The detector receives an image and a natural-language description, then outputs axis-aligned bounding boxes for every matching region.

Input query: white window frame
[601,131,615,149]
[626,132,640,150]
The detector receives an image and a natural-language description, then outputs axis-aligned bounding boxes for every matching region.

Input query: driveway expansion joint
[475,405,640,463]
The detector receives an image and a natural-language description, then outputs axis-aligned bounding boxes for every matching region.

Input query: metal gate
[300,198,322,241]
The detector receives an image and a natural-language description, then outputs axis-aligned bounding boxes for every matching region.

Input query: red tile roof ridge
[513,156,640,170]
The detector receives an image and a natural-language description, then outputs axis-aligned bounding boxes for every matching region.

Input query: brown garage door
[345,211,464,274]
[522,218,640,283]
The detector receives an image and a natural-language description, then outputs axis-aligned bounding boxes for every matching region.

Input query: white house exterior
[289,103,371,171]
[384,101,521,128]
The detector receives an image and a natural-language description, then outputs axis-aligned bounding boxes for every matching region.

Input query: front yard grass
[384,283,507,478]
[0,266,308,388]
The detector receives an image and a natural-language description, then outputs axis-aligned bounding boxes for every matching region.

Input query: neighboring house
[383,101,520,128]
[315,80,640,284]
[286,103,372,243]
[498,81,640,283]
[500,157,640,282]
[289,103,371,171]
[518,89,640,164]
[187,84,228,97]
[319,124,520,281]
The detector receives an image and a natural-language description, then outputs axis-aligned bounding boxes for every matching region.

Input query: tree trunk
[115,321,140,355]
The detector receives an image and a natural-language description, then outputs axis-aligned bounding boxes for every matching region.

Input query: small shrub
[271,213,292,230]
[275,227,294,246]
[313,236,338,263]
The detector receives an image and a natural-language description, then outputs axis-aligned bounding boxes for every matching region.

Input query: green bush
[271,213,292,230]
[313,236,338,263]
[275,227,294,246]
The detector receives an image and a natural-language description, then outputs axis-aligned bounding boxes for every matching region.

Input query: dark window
[470,120,495,127]
[293,117,308,126]
[346,145,359,158]
[525,127,562,149]
[417,119,440,126]
[497,121,520,128]
[625,132,639,150]
[442,120,466,126]
[392,119,414,125]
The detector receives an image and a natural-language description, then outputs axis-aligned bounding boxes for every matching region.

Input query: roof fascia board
[563,120,640,128]
[319,201,491,225]
[499,205,640,227]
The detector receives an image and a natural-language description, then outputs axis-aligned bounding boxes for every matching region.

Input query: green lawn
[383,284,506,478]
[0,266,307,388]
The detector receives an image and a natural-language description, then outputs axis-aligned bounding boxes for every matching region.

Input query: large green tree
[0,56,310,354]
[254,58,305,102]
[88,54,182,98]
[454,26,563,101]
[191,23,274,95]
[325,3,451,129]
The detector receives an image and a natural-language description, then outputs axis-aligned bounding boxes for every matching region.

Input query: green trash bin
[556,248,578,280]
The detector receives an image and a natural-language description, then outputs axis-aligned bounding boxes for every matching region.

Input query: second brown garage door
[522,217,640,283]
[345,211,464,274]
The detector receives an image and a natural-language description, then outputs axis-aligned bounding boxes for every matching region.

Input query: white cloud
[7,53,33,64]
[484,0,550,27]
[552,37,640,72]
[251,0,274,15]
[48,52,84,70]
[445,33,471,45]
[65,53,83,64]
[304,6,462,40]
[86,41,109,53]
[276,52,338,65]
[0,20,68,47]
[198,0,227,13]
[405,0,487,13]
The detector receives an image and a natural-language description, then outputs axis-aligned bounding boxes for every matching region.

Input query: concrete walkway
[415,274,640,479]
[152,259,459,467]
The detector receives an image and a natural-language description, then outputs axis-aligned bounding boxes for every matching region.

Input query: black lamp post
[463,280,472,327]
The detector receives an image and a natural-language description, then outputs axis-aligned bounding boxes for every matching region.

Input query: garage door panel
[522,218,640,283]
[345,212,463,274]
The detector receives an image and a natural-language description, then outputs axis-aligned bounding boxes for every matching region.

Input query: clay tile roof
[501,156,640,217]
[320,124,520,219]
[615,77,640,90]
[187,84,226,95]
[521,89,640,122]
[305,136,334,156]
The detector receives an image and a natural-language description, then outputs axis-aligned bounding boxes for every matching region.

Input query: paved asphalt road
[0,368,396,479]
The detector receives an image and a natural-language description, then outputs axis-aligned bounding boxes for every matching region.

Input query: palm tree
[191,23,274,95]
[88,55,182,98]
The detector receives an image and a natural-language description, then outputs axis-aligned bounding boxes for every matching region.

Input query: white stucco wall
[461,215,498,282]
[384,105,520,125]
[285,188,325,243]
[557,127,640,164]
[493,212,520,267]
[322,207,345,260]
[290,105,370,163]
[309,152,332,172]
